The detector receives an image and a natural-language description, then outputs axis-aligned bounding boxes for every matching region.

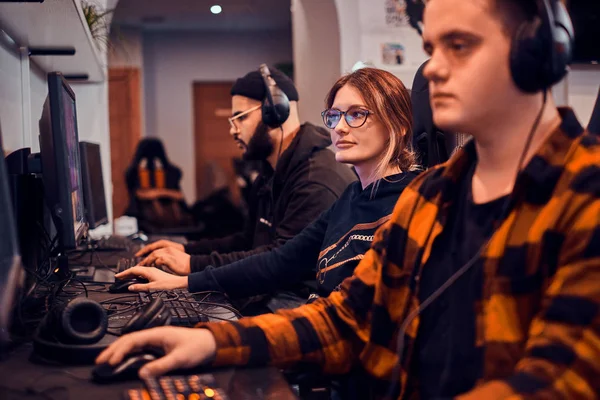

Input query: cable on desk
[164,302,233,322]
[59,278,89,298]
[99,294,140,304]
[190,300,243,319]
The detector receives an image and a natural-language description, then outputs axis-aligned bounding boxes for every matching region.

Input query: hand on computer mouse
[136,240,185,257]
[95,326,217,379]
[108,277,151,293]
[115,266,188,292]
[92,352,158,383]
[137,247,191,276]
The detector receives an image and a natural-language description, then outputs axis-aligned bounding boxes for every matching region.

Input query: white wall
[0,28,113,236]
[292,0,341,125]
[143,30,293,203]
[334,0,361,74]
[566,67,600,126]
[0,46,25,153]
[71,81,113,235]
[0,47,52,154]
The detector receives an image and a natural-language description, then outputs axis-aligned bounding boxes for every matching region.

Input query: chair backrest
[411,60,457,168]
[125,138,183,193]
[123,138,193,231]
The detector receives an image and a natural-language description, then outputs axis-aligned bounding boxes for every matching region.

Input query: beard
[241,122,274,161]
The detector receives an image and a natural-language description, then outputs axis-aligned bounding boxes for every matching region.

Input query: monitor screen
[568,0,600,64]
[80,142,108,229]
[63,86,85,237]
[39,72,86,249]
[0,121,24,355]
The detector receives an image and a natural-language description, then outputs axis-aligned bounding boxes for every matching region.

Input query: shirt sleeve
[196,221,391,375]
[188,207,331,296]
[189,183,340,272]
[184,232,250,256]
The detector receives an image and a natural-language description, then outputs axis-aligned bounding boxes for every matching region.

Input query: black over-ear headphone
[259,64,290,128]
[47,297,108,345]
[121,297,171,334]
[33,297,170,364]
[510,0,574,93]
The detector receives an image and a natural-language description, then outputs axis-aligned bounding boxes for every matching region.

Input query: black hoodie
[188,171,419,297]
[185,123,357,272]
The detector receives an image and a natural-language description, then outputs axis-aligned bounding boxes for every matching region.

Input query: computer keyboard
[125,374,229,400]
[139,290,210,327]
[117,256,144,273]
[96,235,142,252]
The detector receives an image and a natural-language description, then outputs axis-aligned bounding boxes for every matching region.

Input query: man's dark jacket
[185,122,357,272]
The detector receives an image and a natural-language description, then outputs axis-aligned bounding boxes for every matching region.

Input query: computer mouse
[92,352,157,383]
[108,278,149,293]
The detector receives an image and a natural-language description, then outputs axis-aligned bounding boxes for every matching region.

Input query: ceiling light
[210,5,222,14]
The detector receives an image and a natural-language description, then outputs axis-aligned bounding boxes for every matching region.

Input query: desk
[1,283,298,399]
[0,343,298,399]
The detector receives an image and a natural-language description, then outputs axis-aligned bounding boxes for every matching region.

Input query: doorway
[108,67,142,218]
[192,82,242,204]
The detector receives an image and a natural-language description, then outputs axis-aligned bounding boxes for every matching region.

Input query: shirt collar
[439,107,584,205]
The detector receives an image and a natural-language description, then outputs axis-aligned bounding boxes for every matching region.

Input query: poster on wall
[359,0,428,72]
[384,0,424,35]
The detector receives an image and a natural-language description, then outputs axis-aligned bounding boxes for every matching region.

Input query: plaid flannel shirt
[199,108,600,399]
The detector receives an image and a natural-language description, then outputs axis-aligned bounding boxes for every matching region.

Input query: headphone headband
[259,64,291,128]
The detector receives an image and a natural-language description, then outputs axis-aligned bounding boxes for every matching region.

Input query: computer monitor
[0,121,25,356]
[39,72,87,250]
[79,141,108,229]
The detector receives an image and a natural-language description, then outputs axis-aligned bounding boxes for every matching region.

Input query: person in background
[133,67,357,281]
[115,68,420,315]
[99,0,600,398]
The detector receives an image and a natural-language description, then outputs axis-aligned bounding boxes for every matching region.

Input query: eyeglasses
[321,106,374,129]
[228,105,261,130]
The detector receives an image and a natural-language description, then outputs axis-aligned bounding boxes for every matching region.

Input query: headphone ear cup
[511,0,574,93]
[510,19,547,93]
[262,86,290,128]
[50,298,108,345]
[121,298,171,335]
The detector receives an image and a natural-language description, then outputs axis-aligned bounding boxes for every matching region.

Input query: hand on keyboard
[137,247,191,276]
[136,240,185,257]
[115,266,188,292]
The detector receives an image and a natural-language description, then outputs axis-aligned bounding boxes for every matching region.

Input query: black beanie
[231,66,299,102]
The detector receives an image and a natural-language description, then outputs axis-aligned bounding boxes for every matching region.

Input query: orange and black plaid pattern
[199,108,600,399]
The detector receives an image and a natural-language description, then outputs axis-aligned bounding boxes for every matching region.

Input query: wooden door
[108,67,142,219]
[192,82,242,203]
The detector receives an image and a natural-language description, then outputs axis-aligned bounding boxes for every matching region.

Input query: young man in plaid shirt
[98,0,600,398]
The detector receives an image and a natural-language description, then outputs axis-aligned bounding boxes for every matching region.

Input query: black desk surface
[0,282,298,400]
[0,343,298,400]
